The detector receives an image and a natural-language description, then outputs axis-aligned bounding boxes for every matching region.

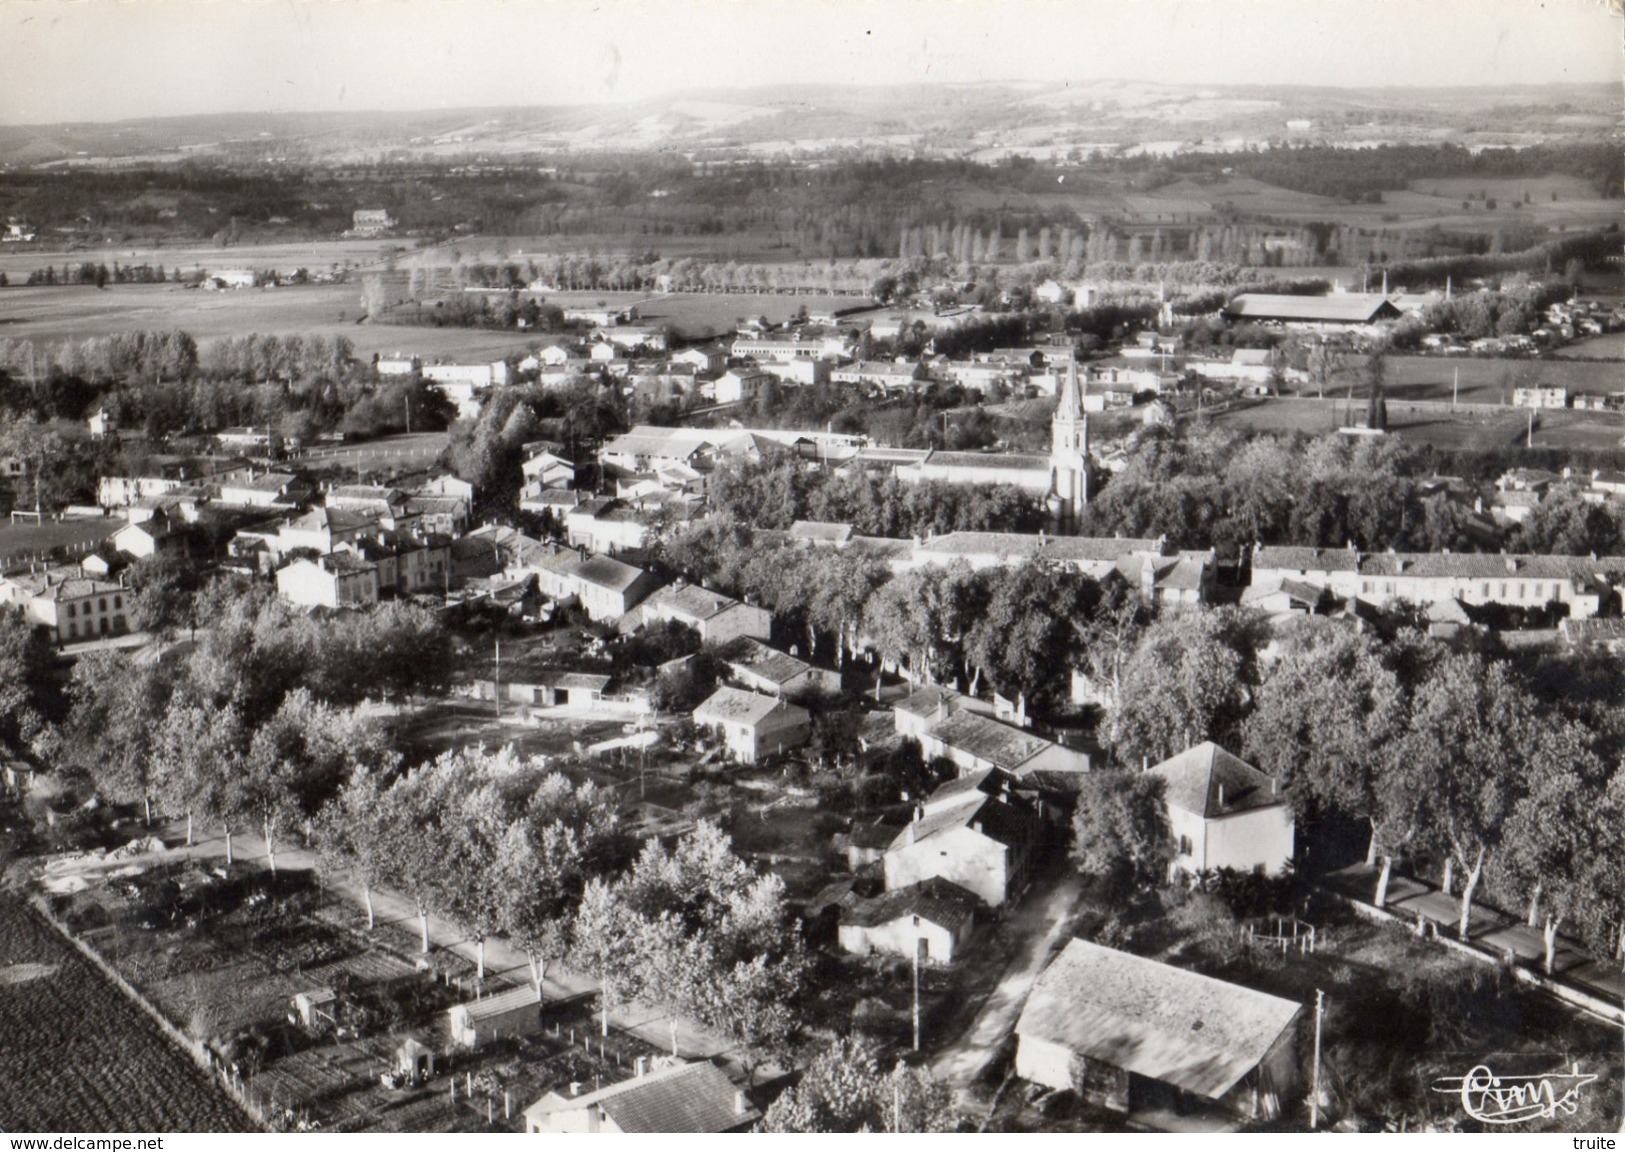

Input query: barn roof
[1224,293,1402,323]
[1017,939,1301,1100]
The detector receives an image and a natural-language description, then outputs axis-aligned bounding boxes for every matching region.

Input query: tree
[1069,770,1173,894]
[1396,656,1537,940]
[243,690,368,877]
[1073,576,1150,747]
[0,613,66,760]
[65,652,173,822]
[126,550,199,639]
[1499,749,1607,974]
[1306,341,1347,401]
[966,561,1098,714]
[761,1036,956,1132]
[1242,624,1406,860]
[154,691,246,854]
[1112,609,1259,768]
[568,877,647,1036]
[315,763,398,930]
[502,772,621,996]
[372,757,462,953]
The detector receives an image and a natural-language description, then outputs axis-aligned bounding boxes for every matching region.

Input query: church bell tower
[1048,359,1089,521]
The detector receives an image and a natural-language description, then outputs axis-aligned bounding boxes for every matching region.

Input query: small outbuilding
[393,1036,436,1085]
[290,988,338,1032]
[838,877,979,964]
[448,985,543,1049]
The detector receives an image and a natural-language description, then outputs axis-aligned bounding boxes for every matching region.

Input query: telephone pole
[911,936,922,1053]
[493,638,501,721]
[1310,988,1325,1130]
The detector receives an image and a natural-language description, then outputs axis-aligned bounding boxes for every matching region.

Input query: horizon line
[2,75,1617,133]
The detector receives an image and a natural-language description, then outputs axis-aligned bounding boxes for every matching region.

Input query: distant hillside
[0,81,1615,166]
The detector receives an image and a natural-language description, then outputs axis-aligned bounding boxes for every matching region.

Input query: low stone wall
[1325,887,1624,1026]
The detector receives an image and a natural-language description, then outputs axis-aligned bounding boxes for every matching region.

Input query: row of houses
[1249,544,1625,619]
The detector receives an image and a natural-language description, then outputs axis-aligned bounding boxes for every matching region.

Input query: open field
[0,238,416,281]
[0,890,253,1132]
[1207,396,1625,453]
[1558,331,1625,360]
[1382,355,1625,404]
[0,283,538,362]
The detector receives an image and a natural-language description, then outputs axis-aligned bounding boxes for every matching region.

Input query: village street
[930,869,1082,1096]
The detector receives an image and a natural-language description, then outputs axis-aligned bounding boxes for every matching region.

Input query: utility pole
[1527,407,1534,450]
[405,395,412,435]
[911,935,922,1053]
[493,638,501,721]
[1452,366,1459,411]
[1309,988,1325,1130]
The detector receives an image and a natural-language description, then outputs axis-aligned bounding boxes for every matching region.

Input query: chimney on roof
[569,1082,582,1097]
[635,1057,649,1079]
[734,1090,750,1117]
[1217,784,1226,808]
[1506,557,1518,573]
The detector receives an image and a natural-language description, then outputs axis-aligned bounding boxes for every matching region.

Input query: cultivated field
[0,283,537,363]
[1208,394,1625,453]
[1306,355,1625,406]
[0,238,414,282]
[1558,331,1625,360]
[0,891,253,1132]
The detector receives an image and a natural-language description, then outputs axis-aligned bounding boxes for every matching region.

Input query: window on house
[114,595,122,609]
[1499,582,1508,598]
[1178,835,1193,855]
[99,598,108,612]
[66,604,75,618]
[67,623,77,639]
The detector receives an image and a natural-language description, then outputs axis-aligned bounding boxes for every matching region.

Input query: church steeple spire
[1049,359,1088,520]
[1056,358,1084,421]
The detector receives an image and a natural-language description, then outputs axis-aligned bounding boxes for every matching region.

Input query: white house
[882,774,1042,907]
[276,553,380,609]
[725,638,841,699]
[837,877,979,964]
[1149,742,1295,878]
[714,369,773,405]
[640,584,771,644]
[0,567,130,644]
[560,555,661,621]
[692,687,810,764]
[521,451,576,489]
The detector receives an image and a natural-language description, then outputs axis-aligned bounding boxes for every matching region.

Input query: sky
[0,0,1619,125]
